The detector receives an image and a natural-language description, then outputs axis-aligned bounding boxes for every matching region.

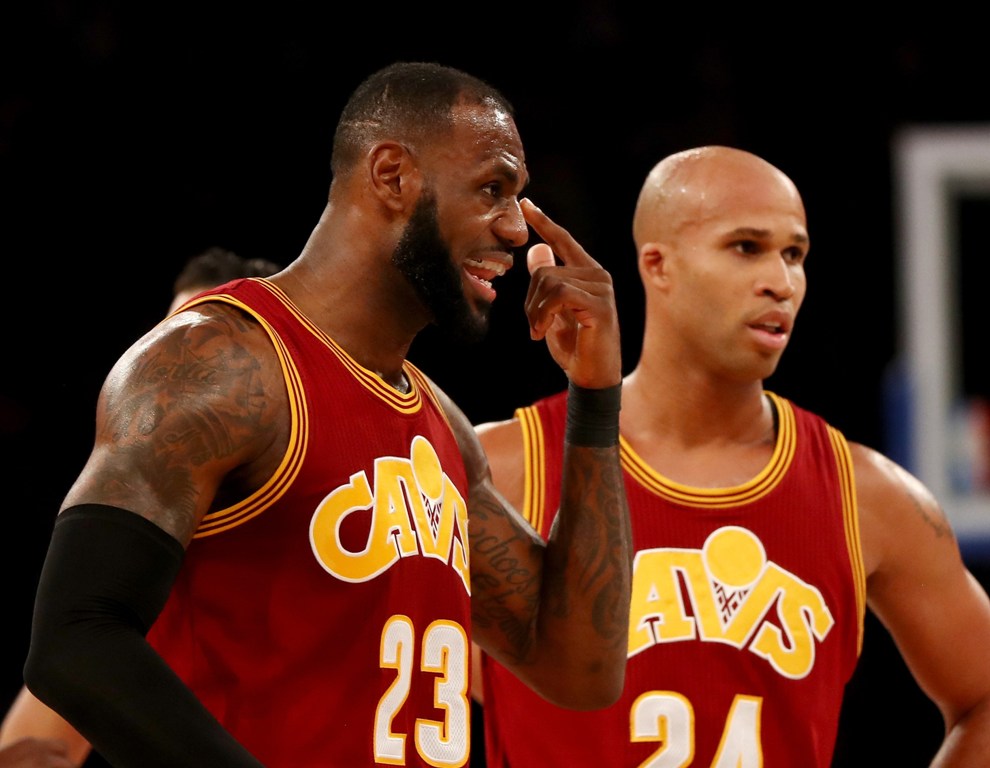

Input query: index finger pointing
[521,198,597,268]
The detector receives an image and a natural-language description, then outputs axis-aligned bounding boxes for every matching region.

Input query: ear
[369,141,421,212]
[639,242,668,287]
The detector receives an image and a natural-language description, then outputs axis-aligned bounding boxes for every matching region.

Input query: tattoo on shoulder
[103,311,276,465]
[909,489,952,539]
[890,465,952,540]
[873,450,953,539]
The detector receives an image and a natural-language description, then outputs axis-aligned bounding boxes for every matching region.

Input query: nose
[758,254,800,301]
[496,199,530,249]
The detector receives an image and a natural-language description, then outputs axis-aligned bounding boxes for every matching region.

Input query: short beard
[392,192,490,346]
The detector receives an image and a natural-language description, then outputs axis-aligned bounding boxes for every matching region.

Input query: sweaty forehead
[444,102,527,181]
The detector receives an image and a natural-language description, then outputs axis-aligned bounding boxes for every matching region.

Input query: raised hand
[520,198,621,389]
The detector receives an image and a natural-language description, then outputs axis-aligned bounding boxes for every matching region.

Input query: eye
[482,181,502,198]
[783,245,807,264]
[732,240,760,256]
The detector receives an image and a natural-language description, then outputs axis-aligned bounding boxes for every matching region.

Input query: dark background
[3,4,989,766]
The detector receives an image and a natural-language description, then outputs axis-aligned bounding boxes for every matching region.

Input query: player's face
[392,191,489,345]
[394,103,529,345]
[669,186,809,382]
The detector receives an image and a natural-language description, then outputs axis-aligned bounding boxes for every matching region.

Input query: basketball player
[474,146,990,767]
[0,247,281,768]
[22,62,631,767]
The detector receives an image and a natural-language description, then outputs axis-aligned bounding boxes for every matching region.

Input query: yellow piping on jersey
[829,426,866,655]
[620,391,797,508]
[259,278,425,414]
[181,287,308,537]
[518,405,547,534]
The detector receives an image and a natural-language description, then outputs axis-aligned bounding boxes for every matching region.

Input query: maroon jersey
[149,278,473,766]
[482,390,864,768]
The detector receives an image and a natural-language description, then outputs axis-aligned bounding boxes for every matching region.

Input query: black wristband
[565,381,621,447]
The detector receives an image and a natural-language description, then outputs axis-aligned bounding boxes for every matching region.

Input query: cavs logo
[630,526,833,679]
[310,435,470,593]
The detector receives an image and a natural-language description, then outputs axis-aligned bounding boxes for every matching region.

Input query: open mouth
[463,256,508,290]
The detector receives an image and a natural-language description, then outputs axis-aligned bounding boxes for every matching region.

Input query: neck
[621,362,772,447]
[269,214,426,389]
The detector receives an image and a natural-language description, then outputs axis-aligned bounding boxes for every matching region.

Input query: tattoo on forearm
[470,444,631,662]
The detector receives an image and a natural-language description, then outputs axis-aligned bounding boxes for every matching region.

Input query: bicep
[872,559,990,726]
[858,444,990,722]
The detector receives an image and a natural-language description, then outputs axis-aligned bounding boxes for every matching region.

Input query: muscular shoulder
[65,303,288,540]
[105,303,283,424]
[851,441,958,581]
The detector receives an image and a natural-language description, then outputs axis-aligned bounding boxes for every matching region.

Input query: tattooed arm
[59,304,287,542]
[855,442,990,767]
[431,199,632,710]
[24,304,286,767]
[434,387,630,711]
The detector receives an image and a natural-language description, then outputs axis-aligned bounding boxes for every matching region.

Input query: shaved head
[632,146,806,249]
[628,145,810,384]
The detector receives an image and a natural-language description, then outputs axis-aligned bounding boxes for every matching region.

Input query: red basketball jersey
[482,389,865,768]
[149,278,473,766]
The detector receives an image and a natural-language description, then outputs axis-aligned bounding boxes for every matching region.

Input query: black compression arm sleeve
[24,504,265,768]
